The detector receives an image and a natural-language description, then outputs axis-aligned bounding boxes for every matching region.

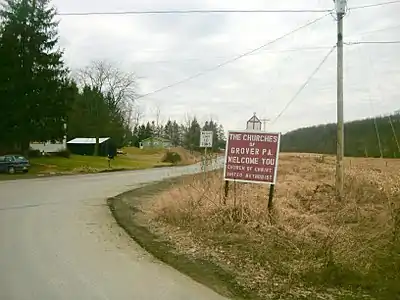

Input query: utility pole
[335,0,346,200]
[260,118,270,131]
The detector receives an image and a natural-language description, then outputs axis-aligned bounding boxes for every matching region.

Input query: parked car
[0,155,30,174]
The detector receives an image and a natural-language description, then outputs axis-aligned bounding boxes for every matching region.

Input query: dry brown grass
[123,146,202,166]
[141,154,400,299]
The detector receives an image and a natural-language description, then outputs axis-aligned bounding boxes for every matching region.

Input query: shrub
[162,151,181,164]
[28,149,42,158]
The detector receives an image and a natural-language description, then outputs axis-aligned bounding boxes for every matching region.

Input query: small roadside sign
[200,131,213,148]
[223,130,281,184]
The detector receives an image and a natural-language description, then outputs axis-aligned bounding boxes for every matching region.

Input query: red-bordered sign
[223,130,281,184]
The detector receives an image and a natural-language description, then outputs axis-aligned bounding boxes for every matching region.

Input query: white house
[30,140,67,154]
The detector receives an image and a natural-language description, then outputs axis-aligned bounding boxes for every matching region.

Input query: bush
[162,151,181,165]
[54,149,71,158]
[28,149,42,158]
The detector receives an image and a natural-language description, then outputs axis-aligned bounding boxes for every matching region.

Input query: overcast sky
[53,0,400,133]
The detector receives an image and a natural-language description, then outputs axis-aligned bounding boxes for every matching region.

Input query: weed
[146,154,400,299]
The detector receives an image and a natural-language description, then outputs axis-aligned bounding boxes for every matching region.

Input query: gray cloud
[54,0,400,133]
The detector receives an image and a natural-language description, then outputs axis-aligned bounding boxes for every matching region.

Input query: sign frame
[200,130,214,148]
[223,129,281,185]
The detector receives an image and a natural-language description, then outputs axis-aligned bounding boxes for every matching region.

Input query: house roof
[141,136,171,142]
[67,137,110,144]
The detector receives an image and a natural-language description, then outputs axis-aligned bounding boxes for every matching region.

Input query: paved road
[0,160,228,300]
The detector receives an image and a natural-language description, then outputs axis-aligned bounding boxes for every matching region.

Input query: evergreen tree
[137,124,147,143]
[0,0,70,151]
[184,117,201,150]
[129,125,139,147]
[129,117,227,151]
[164,120,173,140]
[144,122,153,139]
[171,121,181,146]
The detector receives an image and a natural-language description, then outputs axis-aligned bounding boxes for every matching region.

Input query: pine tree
[171,121,181,146]
[0,0,70,151]
[145,122,153,139]
[184,117,201,150]
[164,120,173,140]
[137,124,147,143]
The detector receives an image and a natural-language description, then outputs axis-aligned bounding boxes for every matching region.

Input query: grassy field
[111,153,400,299]
[0,146,200,180]
[122,146,201,166]
[30,153,165,173]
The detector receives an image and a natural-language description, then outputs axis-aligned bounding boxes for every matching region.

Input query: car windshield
[13,156,27,161]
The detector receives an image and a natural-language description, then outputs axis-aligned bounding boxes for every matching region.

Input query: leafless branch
[76,60,138,126]
[76,60,137,107]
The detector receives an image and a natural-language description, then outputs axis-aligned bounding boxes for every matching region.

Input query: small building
[67,137,116,157]
[246,113,262,131]
[140,137,172,149]
[30,123,68,154]
[30,141,66,154]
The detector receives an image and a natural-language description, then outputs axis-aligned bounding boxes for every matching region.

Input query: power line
[131,46,334,64]
[93,21,400,62]
[57,8,332,16]
[135,13,330,100]
[261,46,334,52]
[270,46,336,125]
[349,0,400,10]
[349,23,400,38]
[345,40,400,45]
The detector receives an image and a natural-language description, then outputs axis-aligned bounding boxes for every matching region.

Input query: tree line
[0,0,226,156]
[281,112,400,158]
[130,118,226,152]
[0,0,135,155]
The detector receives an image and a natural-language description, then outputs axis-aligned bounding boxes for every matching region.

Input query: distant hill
[281,112,400,158]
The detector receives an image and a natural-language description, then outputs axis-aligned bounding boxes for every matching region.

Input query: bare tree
[154,105,164,137]
[76,60,137,114]
[75,60,137,155]
[155,106,161,128]
[132,104,144,127]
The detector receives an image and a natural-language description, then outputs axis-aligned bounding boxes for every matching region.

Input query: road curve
[0,160,228,300]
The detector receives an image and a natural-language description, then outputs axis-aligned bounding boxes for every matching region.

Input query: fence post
[223,180,229,205]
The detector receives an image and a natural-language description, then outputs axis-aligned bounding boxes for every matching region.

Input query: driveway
[0,160,228,300]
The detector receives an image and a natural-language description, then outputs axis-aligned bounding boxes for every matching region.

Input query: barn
[67,137,116,157]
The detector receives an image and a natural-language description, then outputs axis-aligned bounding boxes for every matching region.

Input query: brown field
[122,146,202,165]
[140,153,400,299]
